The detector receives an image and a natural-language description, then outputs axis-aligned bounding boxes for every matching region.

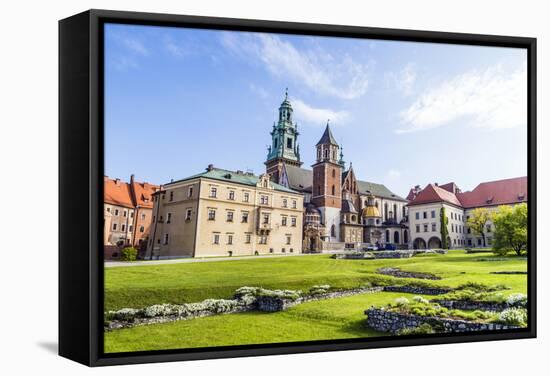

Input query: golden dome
[362,205,380,218]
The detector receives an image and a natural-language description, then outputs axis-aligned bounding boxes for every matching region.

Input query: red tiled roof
[439,182,458,194]
[408,184,463,207]
[457,177,527,208]
[104,177,134,208]
[406,188,416,201]
[131,180,159,209]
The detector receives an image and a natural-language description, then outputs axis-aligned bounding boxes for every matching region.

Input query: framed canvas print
[59,9,537,366]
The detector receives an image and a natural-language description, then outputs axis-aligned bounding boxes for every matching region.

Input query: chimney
[130,174,135,184]
[115,178,120,185]
[434,182,438,186]
[206,164,214,171]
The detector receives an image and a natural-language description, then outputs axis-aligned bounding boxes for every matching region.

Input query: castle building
[407,177,527,249]
[266,93,409,252]
[103,175,159,254]
[145,166,303,259]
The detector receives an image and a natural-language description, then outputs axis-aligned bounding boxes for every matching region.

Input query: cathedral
[265,91,410,252]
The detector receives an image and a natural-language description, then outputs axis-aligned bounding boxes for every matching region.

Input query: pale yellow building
[145,165,304,259]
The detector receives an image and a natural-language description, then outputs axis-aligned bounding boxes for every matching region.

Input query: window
[260,195,269,205]
[431,210,436,218]
[106,207,111,213]
[263,214,270,224]
[121,224,126,232]
[208,209,216,221]
[241,211,249,223]
[282,248,286,253]
[331,185,335,195]
[153,215,156,223]
[423,211,427,219]
[245,233,251,244]
[467,228,471,234]
[486,224,492,233]
[286,235,291,245]
[163,233,169,245]
[287,137,292,149]
[292,200,297,209]
[130,211,134,218]
[332,169,336,178]
[141,213,146,220]
[415,212,420,220]
[416,224,420,232]
[453,238,457,245]
[243,192,249,202]
[167,213,172,224]
[259,236,268,244]
[468,239,472,246]
[169,191,174,201]
[188,186,193,197]
[451,224,454,232]
[227,234,233,245]
[291,217,297,227]
[282,199,287,208]
[185,209,192,220]
[128,225,133,232]
[228,190,235,200]
[281,216,288,226]
[226,211,234,222]
[213,233,220,244]
[477,238,482,246]
[432,223,436,232]
[423,224,428,232]
[112,223,117,231]
[210,187,217,198]
[139,226,144,233]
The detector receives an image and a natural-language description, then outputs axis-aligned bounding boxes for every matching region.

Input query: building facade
[145,166,304,259]
[407,177,527,249]
[103,175,159,252]
[266,93,409,252]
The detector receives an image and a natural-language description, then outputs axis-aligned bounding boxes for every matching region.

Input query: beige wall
[104,203,135,246]
[147,177,303,258]
[408,202,465,248]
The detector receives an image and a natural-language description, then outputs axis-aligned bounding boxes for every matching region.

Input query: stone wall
[365,307,517,334]
[382,285,451,295]
[431,300,508,311]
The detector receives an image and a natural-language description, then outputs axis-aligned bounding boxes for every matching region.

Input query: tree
[492,203,528,256]
[467,208,490,247]
[440,207,449,249]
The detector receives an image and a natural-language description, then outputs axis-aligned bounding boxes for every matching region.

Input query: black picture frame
[59,9,537,367]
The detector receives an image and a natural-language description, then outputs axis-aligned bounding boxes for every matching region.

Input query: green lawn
[105,250,527,311]
[104,250,527,353]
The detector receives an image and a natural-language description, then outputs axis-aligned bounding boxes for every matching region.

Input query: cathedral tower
[265,89,302,183]
[312,122,343,241]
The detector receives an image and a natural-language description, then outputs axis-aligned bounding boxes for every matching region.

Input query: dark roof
[285,165,405,201]
[342,198,358,213]
[285,165,313,192]
[316,124,339,146]
[166,167,299,194]
[356,180,407,202]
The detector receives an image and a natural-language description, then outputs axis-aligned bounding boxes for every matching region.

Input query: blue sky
[104,23,527,197]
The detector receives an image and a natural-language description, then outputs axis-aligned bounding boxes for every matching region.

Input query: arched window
[404,230,409,243]
[332,169,336,178]
[385,229,390,242]
[324,149,329,159]
[394,231,400,243]
[393,204,397,220]
[384,202,388,220]
[331,185,335,195]
[331,224,336,237]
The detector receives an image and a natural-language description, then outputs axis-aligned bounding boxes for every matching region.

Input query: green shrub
[495,308,528,327]
[120,247,138,261]
[398,323,434,336]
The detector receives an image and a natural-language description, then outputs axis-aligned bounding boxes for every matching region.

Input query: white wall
[1,1,547,375]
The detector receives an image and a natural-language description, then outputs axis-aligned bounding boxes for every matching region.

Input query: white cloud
[292,98,350,126]
[221,32,370,100]
[164,37,186,58]
[387,63,416,96]
[396,64,527,134]
[118,36,149,56]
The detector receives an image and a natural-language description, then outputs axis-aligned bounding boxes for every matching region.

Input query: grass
[105,250,527,311]
[104,250,527,353]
